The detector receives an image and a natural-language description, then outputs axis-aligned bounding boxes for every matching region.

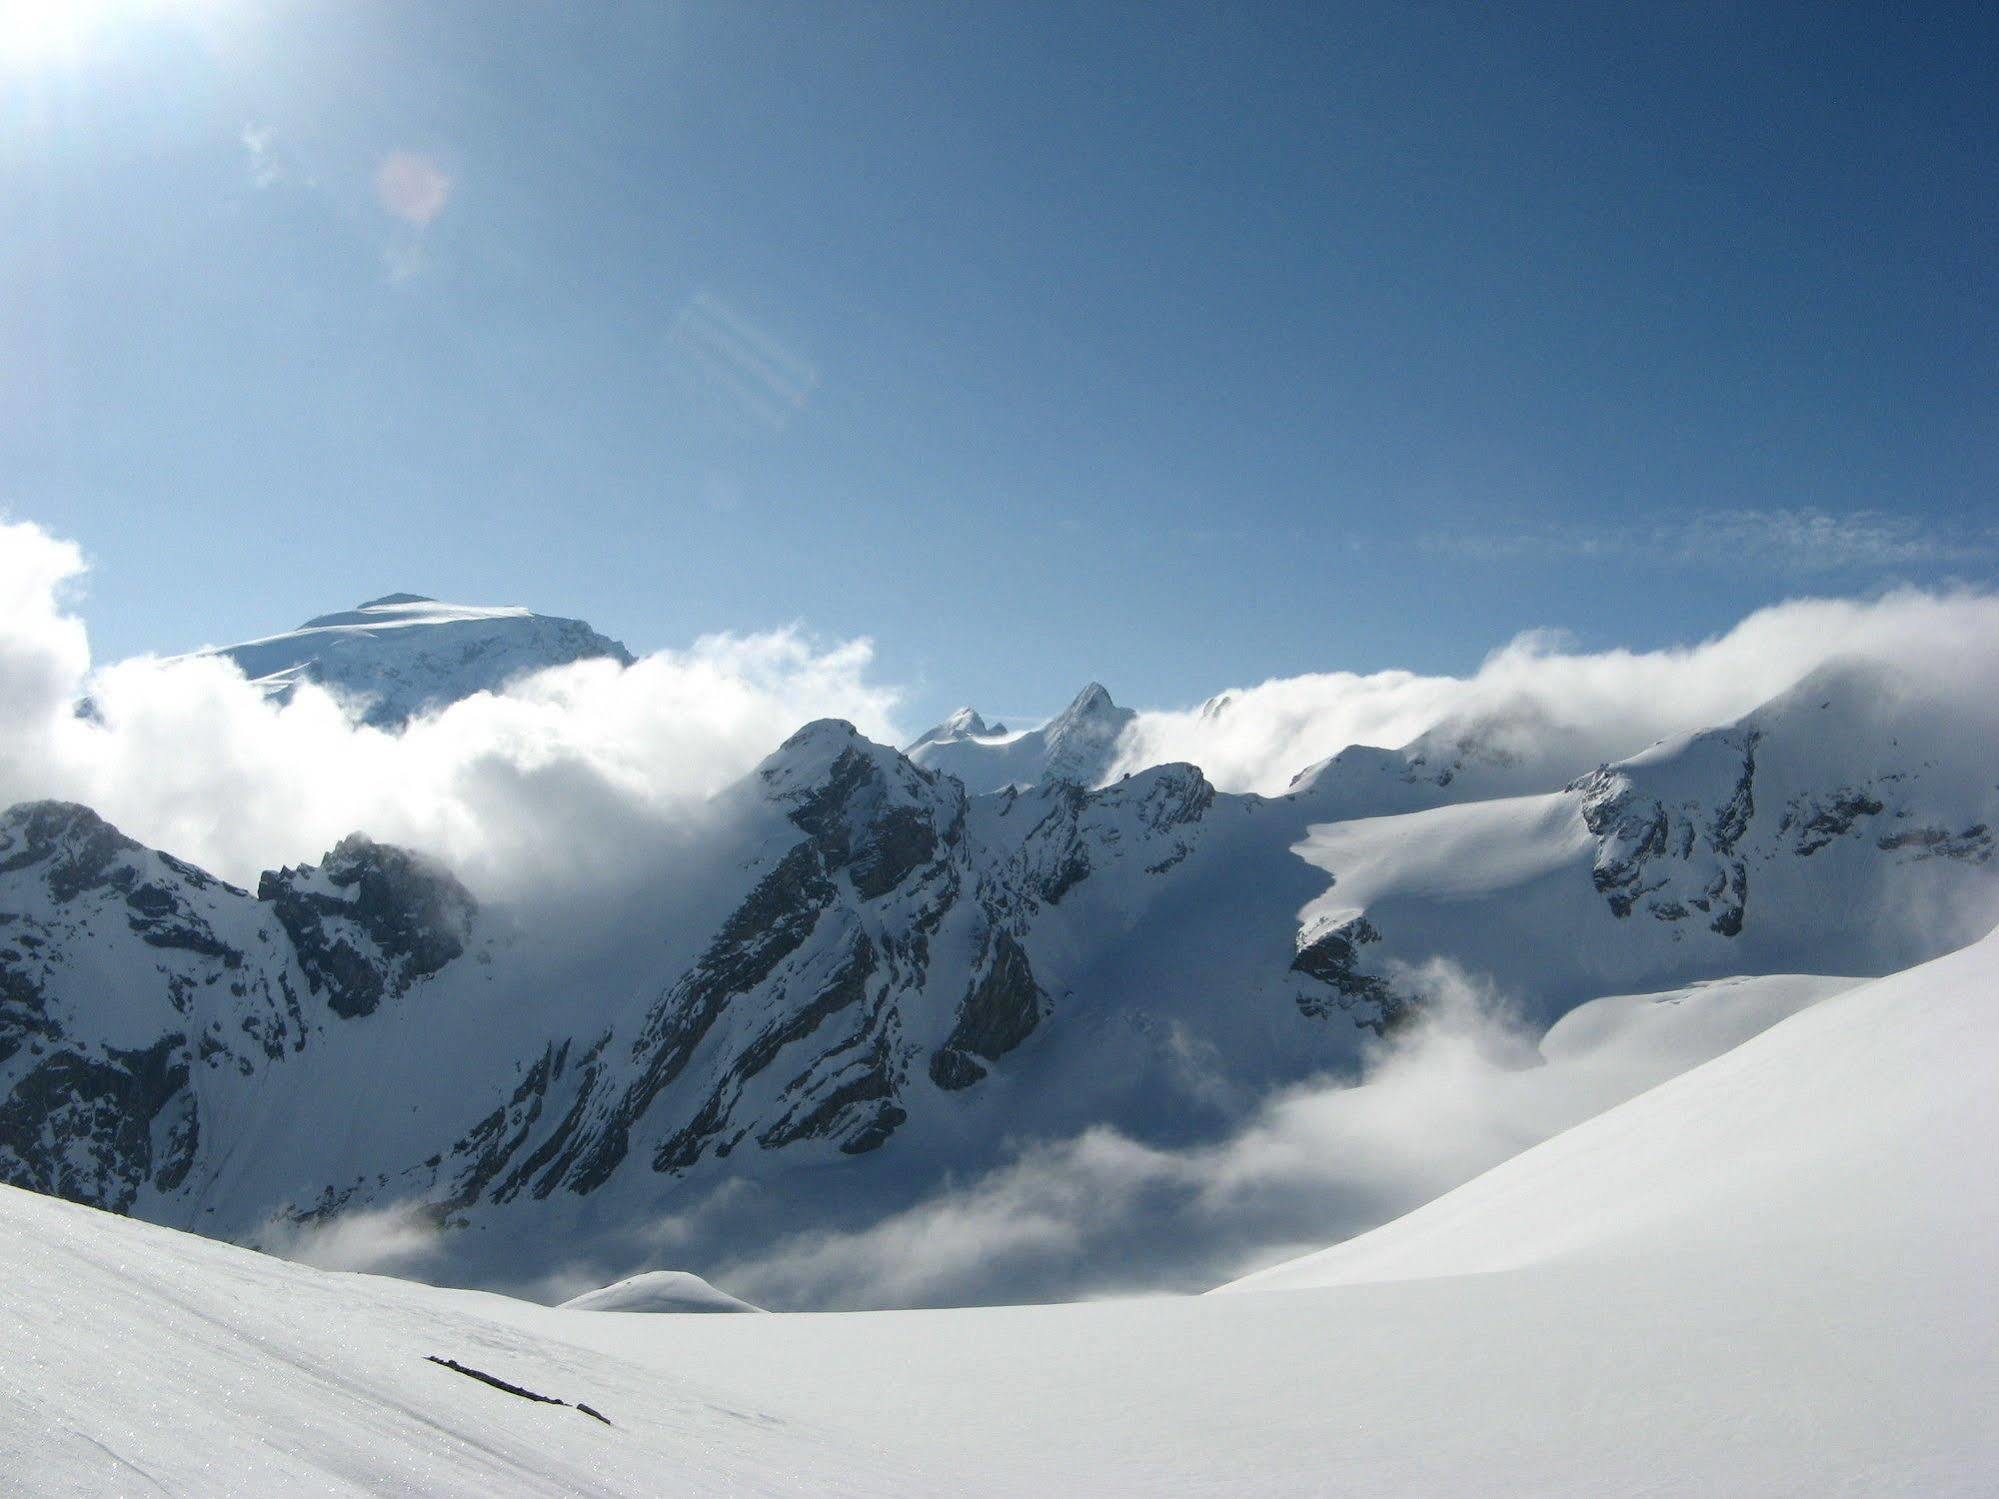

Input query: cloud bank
[711,962,1852,1309]
[7,512,1997,896]
[0,518,901,896]
[1118,587,1999,795]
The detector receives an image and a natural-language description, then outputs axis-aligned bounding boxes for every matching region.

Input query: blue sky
[4,1,1993,729]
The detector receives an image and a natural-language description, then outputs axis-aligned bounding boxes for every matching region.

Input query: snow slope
[199,594,635,727]
[4,925,1994,1494]
[1221,919,1999,1298]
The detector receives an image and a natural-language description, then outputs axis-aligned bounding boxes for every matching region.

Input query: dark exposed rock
[0,1035,190,1212]
[1877,824,1994,863]
[533,841,842,1195]
[1781,790,1887,856]
[259,834,475,1019]
[1292,916,1403,1029]
[0,961,60,1058]
[1575,732,1756,935]
[929,930,1046,1090]
[658,934,885,1169]
[0,802,142,902]
[848,807,939,900]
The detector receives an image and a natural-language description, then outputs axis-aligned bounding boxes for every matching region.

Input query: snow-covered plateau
[195,594,635,728]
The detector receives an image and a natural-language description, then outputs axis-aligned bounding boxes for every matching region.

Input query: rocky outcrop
[1575,730,1758,935]
[930,929,1047,1090]
[259,836,476,1019]
[0,801,477,1217]
[1291,916,1402,1027]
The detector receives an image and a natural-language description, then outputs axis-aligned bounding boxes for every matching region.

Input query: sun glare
[0,0,107,65]
[0,0,222,69]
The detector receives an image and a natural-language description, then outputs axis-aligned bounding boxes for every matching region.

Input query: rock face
[0,658,1994,1290]
[259,837,476,1020]
[1576,728,1760,934]
[201,594,636,728]
[0,800,482,1218]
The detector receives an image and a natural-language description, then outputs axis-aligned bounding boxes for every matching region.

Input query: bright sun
[0,0,219,69]
[0,0,118,66]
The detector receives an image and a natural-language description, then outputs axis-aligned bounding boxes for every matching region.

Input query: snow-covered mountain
[1,644,1993,1297]
[6,921,1994,1492]
[906,681,1136,792]
[199,593,635,727]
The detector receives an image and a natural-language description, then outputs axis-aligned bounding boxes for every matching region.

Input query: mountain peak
[208,596,636,728]
[1061,682,1117,719]
[906,706,1009,754]
[907,683,1133,793]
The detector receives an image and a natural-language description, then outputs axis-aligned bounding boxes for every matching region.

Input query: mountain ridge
[2,644,1993,1299]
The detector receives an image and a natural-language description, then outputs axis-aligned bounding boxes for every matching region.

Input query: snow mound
[559,1270,763,1314]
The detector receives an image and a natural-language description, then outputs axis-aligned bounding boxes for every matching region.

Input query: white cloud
[1118,585,1999,794]
[239,124,286,188]
[714,961,1844,1309]
[258,1203,445,1277]
[0,517,902,897]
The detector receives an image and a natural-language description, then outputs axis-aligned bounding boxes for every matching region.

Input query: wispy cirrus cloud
[1425,506,1999,574]
[239,124,287,188]
[239,123,322,192]
[665,291,820,434]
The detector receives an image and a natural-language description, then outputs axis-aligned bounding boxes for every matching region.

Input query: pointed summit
[907,682,1134,793]
[906,706,1010,755]
[1060,682,1114,715]
[1049,682,1122,734]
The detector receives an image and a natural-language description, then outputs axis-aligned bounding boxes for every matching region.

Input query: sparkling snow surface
[4,927,1994,1494]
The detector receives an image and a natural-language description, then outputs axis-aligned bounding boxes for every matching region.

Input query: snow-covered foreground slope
[198,594,634,727]
[1223,918,1999,1300]
[6,928,1995,1494]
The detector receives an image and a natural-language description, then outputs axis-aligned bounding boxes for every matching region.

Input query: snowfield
[4,925,1993,1495]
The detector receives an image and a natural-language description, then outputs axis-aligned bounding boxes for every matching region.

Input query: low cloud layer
[7,513,1998,897]
[710,962,1848,1309]
[1118,587,1999,795]
[258,1203,447,1279]
[0,518,901,896]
